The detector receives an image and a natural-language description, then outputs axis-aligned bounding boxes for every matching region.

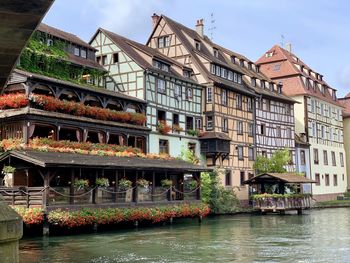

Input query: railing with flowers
[157,120,172,134]
[12,203,211,228]
[0,93,147,126]
[251,193,312,210]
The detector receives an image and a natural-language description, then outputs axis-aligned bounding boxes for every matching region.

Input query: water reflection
[20,208,350,263]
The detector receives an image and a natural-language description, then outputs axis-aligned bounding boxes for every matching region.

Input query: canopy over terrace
[243,172,316,195]
[0,150,210,209]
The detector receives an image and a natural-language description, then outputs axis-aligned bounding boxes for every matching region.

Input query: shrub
[95,178,109,188]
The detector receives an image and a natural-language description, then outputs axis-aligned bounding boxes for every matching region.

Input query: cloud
[86,0,163,41]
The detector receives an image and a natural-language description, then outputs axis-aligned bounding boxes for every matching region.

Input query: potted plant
[187,129,200,137]
[95,178,109,188]
[157,120,172,134]
[2,165,15,187]
[118,178,132,191]
[172,124,183,133]
[137,178,150,194]
[161,179,173,189]
[73,179,89,191]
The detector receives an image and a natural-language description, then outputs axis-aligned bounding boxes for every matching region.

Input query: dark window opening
[225,170,232,186]
[157,110,166,122]
[113,53,119,63]
[159,139,169,154]
[59,128,80,142]
[30,125,56,140]
[186,116,194,130]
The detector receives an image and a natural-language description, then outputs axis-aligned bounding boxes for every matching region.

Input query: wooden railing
[252,195,312,212]
[0,187,44,207]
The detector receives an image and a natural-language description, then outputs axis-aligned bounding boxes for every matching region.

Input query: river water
[19,208,350,263]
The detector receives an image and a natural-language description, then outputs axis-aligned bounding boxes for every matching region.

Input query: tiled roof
[37,23,95,50]
[157,15,293,102]
[256,45,341,106]
[244,172,316,184]
[338,96,350,118]
[199,131,231,140]
[95,28,199,85]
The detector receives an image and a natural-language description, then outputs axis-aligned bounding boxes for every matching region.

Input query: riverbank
[314,199,350,209]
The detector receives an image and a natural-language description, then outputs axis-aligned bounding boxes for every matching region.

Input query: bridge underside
[0,0,54,89]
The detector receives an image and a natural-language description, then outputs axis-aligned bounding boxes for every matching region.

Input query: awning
[243,172,316,185]
[0,150,211,172]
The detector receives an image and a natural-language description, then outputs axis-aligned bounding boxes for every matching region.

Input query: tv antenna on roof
[280,34,285,47]
[207,13,216,41]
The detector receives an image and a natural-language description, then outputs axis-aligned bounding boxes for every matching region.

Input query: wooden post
[196,172,201,200]
[152,171,155,202]
[167,171,172,202]
[70,169,75,204]
[42,171,50,209]
[92,170,98,204]
[114,170,118,203]
[134,171,138,203]
[25,169,29,208]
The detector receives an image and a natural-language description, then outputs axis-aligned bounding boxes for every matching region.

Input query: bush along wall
[11,204,210,233]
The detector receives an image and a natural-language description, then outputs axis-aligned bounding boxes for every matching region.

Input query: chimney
[152,13,160,29]
[285,43,292,53]
[196,19,204,37]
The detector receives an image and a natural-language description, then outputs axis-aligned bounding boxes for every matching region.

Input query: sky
[43,0,350,97]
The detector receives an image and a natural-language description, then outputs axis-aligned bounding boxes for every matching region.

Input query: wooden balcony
[252,195,312,213]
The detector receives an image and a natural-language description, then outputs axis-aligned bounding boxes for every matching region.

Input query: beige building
[257,44,347,201]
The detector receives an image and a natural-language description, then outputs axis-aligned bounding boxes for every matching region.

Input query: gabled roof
[92,28,199,85]
[37,23,95,50]
[0,150,211,172]
[243,172,316,185]
[256,45,340,106]
[149,15,295,102]
[338,94,350,118]
[199,131,231,141]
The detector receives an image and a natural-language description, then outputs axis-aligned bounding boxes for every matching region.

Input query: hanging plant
[161,179,173,188]
[118,179,132,191]
[157,121,172,134]
[137,178,150,188]
[2,165,16,174]
[74,179,89,190]
[95,178,109,188]
[172,124,183,133]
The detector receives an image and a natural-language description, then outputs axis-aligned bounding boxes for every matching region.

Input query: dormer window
[321,85,325,95]
[158,36,170,48]
[277,84,282,94]
[256,65,260,73]
[153,60,169,72]
[251,78,256,87]
[183,70,191,78]
[195,40,201,50]
[231,56,236,64]
[265,51,274,58]
[269,83,274,91]
[261,81,265,89]
[332,90,337,101]
[213,48,219,58]
[248,63,252,70]
[240,59,244,67]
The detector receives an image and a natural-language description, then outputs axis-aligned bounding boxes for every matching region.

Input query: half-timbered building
[90,29,203,158]
[257,44,347,201]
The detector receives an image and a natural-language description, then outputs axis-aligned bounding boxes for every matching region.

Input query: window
[183,70,191,78]
[102,55,107,65]
[251,78,256,87]
[236,94,242,109]
[46,38,53,46]
[331,151,336,166]
[157,79,166,94]
[221,68,227,78]
[74,46,80,56]
[210,64,215,74]
[240,171,245,186]
[186,116,194,131]
[195,118,202,130]
[228,71,233,80]
[159,140,169,154]
[153,60,169,72]
[286,127,292,138]
[262,151,267,157]
[260,124,266,135]
[247,98,253,112]
[313,149,319,164]
[315,174,320,186]
[237,121,243,135]
[312,122,317,137]
[240,59,244,67]
[225,170,232,186]
[265,51,274,57]
[340,152,344,167]
[261,81,265,89]
[173,113,179,125]
[276,126,281,137]
[329,127,334,141]
[221,89,228,105]
[273,64,281,71]
[186,88,193,101]
[206,87,212,103]
[248,63,252,70]
[325,174,330,186]
[334,174,338,186]
[231,56,236,64]
[248,123,254,137]
[300,150,306,165]
[237,146,244,160]
[174,84,182,98]
[237,74,242,84]
[222,118,228,132]
[269,83,274,91]
[323,150,328,165]
[113,53,119,63]
[157,110,166,122]
[206,115,213,130]
[234,72,238,82]
[81,48,87,59]
[321,125,325,139]
[188,143,196,154]
[195,40,201,50]
[248,147,255,161]
[158,36,170,48]
[215,65,221,76]
[256,65,260,73]
[213,48,219,58]
[96,56,101,65]
[265,99,270,111]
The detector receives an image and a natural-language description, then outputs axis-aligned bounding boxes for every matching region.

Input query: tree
[253,148,291,174]
[179,147,199,164]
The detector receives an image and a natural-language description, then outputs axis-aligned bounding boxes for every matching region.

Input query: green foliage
[201,171,241,214]
[253,148,292,174]
[184,180,197,190]
[2,165,15,174]
[17,34,106,87]
[74,179,89,190]
[179,147,199,164]
[161,179,173,188]
[118,179,132,190]
[251,193,312,200]
[95,178,109,188]
[187,129,200,137]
